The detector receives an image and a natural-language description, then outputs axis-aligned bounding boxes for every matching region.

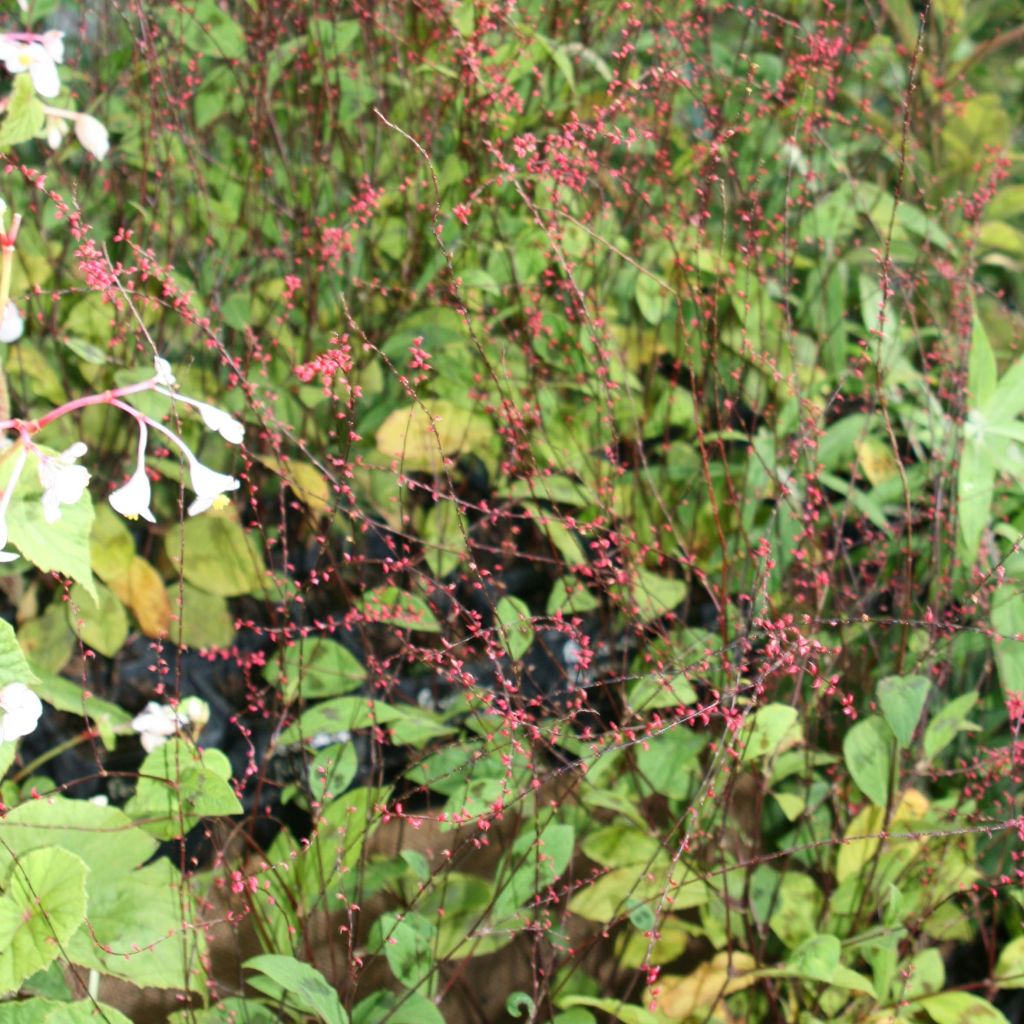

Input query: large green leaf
[244,955,348,1024]
[0,847,88,996]
[165,514,268,597]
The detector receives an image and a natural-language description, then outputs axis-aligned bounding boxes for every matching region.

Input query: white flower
[45,114,68,151]
[38,441,90,524]
[0,302,23,344]
[109,422,155,523]
[131,701,184,753]
[143,415,240,517]
[153,357,176,388]
[40,31,64,65]
[0,446,27,563]
[193,400,244,445]
[152,384,244,445]
[186,456,239,516]
[0,682,42,742]
[0,38,61,98]
[74,113,109,161]
[131,697,209,753]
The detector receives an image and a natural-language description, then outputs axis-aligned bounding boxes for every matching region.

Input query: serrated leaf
[5,454,96,602]
[0,75,45,148]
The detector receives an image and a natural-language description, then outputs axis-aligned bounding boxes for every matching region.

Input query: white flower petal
[38,446,90,523]
[0,682,42,742]
[187,457,239,513]
[40,31,64,65]
[0,302,24,344]
[74,113,109,161]
[153,357,176,388]
[25,47,60,98]
[110,424,155,523]
[109,468,156,523]
[195,400,244,445]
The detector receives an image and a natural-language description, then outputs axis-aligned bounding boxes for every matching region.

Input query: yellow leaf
[108,556,172,638]
[375,401,492,473]
[648,952,757,1020]
[256,454,333,516]
[855,438,898,487]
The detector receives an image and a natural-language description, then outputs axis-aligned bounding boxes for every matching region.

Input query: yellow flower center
[17,53,33,68]
[212,494,230,511]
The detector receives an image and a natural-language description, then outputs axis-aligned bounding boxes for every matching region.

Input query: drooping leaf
[843,716,894,807]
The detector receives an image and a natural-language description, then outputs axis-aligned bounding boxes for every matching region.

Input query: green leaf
[67,581,129,658]
[635,273,669,325]
[125,739,242,840]
[369,912,435,991]
[18,603,76,674]
[266,635,366,702]
[740,703,801,763]
[421,500,468,578]
[0,617,39,688]
[627,672,697,711]
[958,439,994,563]
[994,935,1024,989]
[244,955,348,1024]
[991,586,1024,695]
[877,674,931,747]
[166,582,236,650]
[359,586,441,633]
[279,696,401,746]
[620,569,688,623]
[0,75,45,148]
[90,503,135,584]
[923,691,979,761]
[351,991,445,1024]
[0,847,88,996]
[778,933,835,983]
[496,596,534,661]
[374,401,494,473]
[843,716,894,807]
[920,992,1009,1024]
[157,0,247,59]
[769,873,822,948]
[165,514,267,597]
[6,465,97,602]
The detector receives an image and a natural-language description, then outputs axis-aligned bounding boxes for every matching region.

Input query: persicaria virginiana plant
[0,1,1022,1022]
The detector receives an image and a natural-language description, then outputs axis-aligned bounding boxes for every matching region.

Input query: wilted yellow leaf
[648,952,757,1020]
[256,454,333,516]
[855,437,898,487]
[108,556,173,638]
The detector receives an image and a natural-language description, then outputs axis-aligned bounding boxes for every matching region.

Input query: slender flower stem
[0,376,158,435]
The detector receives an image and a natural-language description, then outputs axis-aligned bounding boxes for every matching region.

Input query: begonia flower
[0,301,23,344]
[0,37,61,97]
[38,441,90,523]
[108,422,155,523]
[0,682,42,742]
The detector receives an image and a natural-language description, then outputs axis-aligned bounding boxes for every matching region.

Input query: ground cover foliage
[0,0,1022,1021]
